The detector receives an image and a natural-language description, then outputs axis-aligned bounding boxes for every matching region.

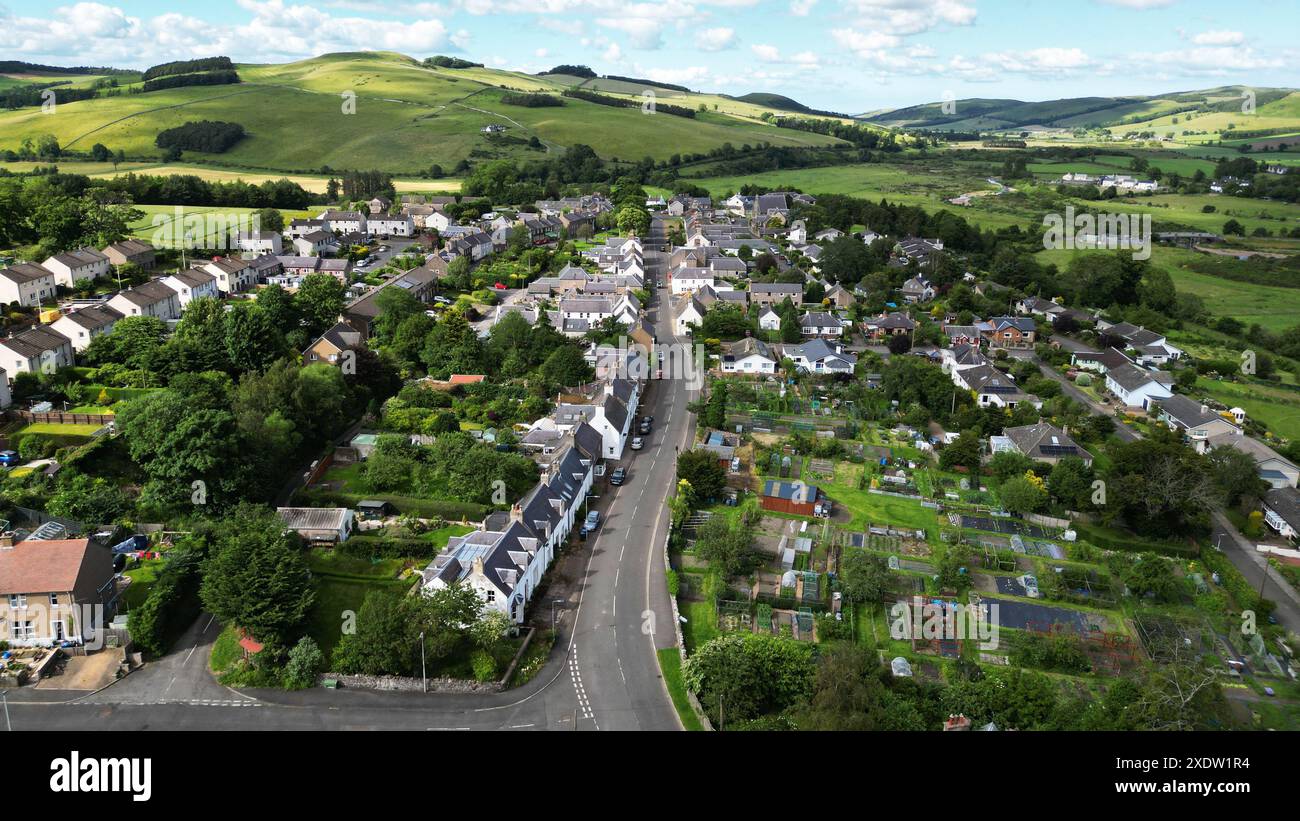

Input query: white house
[107,279,182,321]
[236,231,283,255]
[781,338,856,374]
[42,248,109,287]
[1104,362,1173,410]
[366,215,415,238]
[0,263,57,308]
[50,304,123,353]
[721,337,777,374]
[293,231,337,257]
[758,307,782,332]
[670,267,715,295]
[319,210,367,234]
[201,258,256,293]
[160,268,221,308]
[673,296,705,337]
[1207,433,1300,489]
[800,311,845,338]
[0,326,75,380]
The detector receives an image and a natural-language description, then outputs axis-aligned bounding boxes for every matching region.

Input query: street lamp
[2,690,10,731]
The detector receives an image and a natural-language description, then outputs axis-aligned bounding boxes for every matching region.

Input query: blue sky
[3,0,1297,111]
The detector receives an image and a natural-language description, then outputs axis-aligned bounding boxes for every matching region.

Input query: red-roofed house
[0,537,116,647]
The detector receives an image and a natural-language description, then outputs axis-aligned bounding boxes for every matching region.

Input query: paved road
[1211,512,1300,636]
[552,215,689,730]
[1033,360,1138,442]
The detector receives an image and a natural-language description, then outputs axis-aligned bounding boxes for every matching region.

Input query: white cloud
[790,0,817,15]
[751,43,782,62]
[840,0,976,36]
[1095,0,1176,7]
[1192,30,1244,46]
[696,27,736,52]
[1146,45,1284,73]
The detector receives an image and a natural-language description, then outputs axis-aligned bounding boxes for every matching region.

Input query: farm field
[127,204,317,246]
[0,161,462,194]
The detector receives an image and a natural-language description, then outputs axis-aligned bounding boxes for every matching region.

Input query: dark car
[0,450,18,467]
[610,466,626,486]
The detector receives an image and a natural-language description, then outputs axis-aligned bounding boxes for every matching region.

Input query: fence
[7,410,114,426]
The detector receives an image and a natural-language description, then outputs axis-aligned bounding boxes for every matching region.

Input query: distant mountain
[862,87,1298,131]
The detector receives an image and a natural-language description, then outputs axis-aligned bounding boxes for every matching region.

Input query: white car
[630,436,644,450]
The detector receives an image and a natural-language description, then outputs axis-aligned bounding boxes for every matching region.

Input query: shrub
[471,649,497,682]
[284,636,325,689]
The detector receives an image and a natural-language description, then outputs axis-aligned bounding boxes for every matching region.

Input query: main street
[10,218,688,732]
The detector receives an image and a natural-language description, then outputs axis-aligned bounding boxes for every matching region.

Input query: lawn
[680,598,718,653]
[657,648,705,731]
[67,405,114,415]
[1196,377,1300,442]
[18,422,104,436]
[305,572,414,664]
[121,558,166,609]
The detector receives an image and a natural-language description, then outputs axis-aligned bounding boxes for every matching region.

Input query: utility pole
[2,690,10,731]
[419,631,427,693]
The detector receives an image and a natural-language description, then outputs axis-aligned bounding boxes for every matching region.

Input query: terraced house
[42,247,109,287]
[0,325,75,381]
[0,262,57,308]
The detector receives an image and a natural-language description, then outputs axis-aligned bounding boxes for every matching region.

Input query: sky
[2,0,1297,112]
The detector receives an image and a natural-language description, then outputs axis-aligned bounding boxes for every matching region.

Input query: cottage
[1154,395,1240,450]
[1105,362,1173,410]
[993,422,1092,467]
[721,336,777,374]
[981,316,1036,350]
[0,263,57,307]
[800,311,846,338]
[304,322,364,367]
[749,282,804,307]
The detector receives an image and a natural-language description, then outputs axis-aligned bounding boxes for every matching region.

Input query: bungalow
[107,280,182,321]
[1154,395,1240,451]
[101,239,156,270]
[1098,321,1183,365]
[1017,295,1066,322]
[721,336,777,374]
[814,228,844,243]
[982,316,1037,350]
[1262,487,1300,541]
[862,311,915,340]
[1070,347,1131,374]
[824,284,855,309]
[0,537,117,647]
[749,282,803,307]
[958,364,1040,410]
[304,322,364,367]
[0,263,57,307]
[0,326,76,380]
[758,307,783,332]
[1105,362,1173,410]
[277,507,354,544]
[43,248,110,287]
[1206,433,1299,489]
[781,338,857,375]
[943,324,982,347]
[800,311,846,338]
[50,304,123,353]
[994,421,1092,467]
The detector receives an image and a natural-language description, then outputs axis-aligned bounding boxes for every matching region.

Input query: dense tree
[676,449,726,506]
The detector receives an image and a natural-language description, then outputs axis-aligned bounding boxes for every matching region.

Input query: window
[484,588,496,603]
[8,594,27,609]
[11,620,34,640]
[49,593,59,607]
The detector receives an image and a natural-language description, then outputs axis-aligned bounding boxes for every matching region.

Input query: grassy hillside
[0,51,845,174]
[865,87,1300,135]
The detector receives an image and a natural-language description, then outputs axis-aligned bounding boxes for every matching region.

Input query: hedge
[127,549,204,656]
[293,489,487,522]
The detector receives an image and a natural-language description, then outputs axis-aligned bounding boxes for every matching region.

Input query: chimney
[472,555,485,576]
[1061,425,1068,438]
[1200,404,1208,415]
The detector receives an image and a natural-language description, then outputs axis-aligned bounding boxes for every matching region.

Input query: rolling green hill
[0,51,845,175]
[864,87,1299,134]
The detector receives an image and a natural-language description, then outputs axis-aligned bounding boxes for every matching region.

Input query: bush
[128,548,203,656]
[470,649,497,682]
[284,636,325,689]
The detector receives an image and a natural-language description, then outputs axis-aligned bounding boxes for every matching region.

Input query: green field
[1196,378,1300,442]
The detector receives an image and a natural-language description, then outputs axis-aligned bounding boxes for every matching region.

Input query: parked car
[610,467,626,486]
[631,436,644,450]
[580,509,601,537]
[639,420,651,435]
[0,450,18,467]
